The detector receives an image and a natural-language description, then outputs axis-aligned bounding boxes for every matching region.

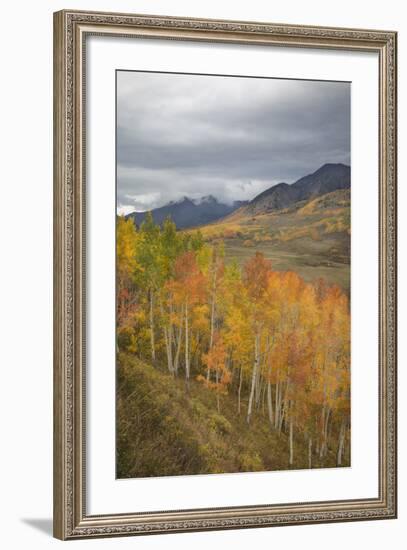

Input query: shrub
[209,413,232,435]
[239,452,264,472]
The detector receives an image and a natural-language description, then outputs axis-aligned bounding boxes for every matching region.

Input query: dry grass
[117,353,347,478]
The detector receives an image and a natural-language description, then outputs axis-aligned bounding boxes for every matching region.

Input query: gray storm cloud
[117,70,350,214]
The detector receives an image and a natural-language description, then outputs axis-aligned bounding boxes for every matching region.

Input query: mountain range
[126,163,350,230]
[245,163,350,215]
[127,196,248,230]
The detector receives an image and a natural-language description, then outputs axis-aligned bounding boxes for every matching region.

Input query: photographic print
[116,70,351,479]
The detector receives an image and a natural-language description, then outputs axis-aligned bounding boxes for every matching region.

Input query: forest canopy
[116,213,350,476]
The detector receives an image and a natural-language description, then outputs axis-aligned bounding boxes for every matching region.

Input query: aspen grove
[117,213,350,470]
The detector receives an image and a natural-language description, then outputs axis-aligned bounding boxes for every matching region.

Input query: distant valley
[125,163,351,290]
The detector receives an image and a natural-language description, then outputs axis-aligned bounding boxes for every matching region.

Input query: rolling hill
[191,187,351,291]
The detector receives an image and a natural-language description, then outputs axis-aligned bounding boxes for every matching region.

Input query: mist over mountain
[126,195,248,230]
[126,163,350,230]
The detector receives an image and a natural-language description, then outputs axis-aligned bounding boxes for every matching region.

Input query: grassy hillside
[117,353,346,478]
[188,189,350,291]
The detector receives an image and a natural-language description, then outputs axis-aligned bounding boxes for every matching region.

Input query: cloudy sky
[117,71,350,215]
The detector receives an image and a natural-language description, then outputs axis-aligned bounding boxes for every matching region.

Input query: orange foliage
[116,216,350,465]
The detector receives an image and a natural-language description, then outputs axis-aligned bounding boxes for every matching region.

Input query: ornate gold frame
[53,9,397,540]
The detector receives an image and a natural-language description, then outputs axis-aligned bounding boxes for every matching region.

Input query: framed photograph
[53,9,397,540]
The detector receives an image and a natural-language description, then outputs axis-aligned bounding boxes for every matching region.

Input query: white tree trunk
[267,381,273,427]
[215,370,220,413]
[274,381,280,430]
[255,360,262,407]
[321,407,331,458]
[247,333,260,424]
[289,413,294,466]
[160,299,173,374]
[319,405,326,458]
[184,301,190,383]
[261,381,267,415]
[168,300,174,372]
[162,325,172,373]
[238,367,243,414]
[308,436,312,469]
[278,384,288,435]
[173,313,183,377]
[207,270,217,381]
[149,289,155,362]
[337,419,346,466]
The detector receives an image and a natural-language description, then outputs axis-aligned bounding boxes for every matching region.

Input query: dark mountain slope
[127,195,248,230]
[245,163,350,215]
